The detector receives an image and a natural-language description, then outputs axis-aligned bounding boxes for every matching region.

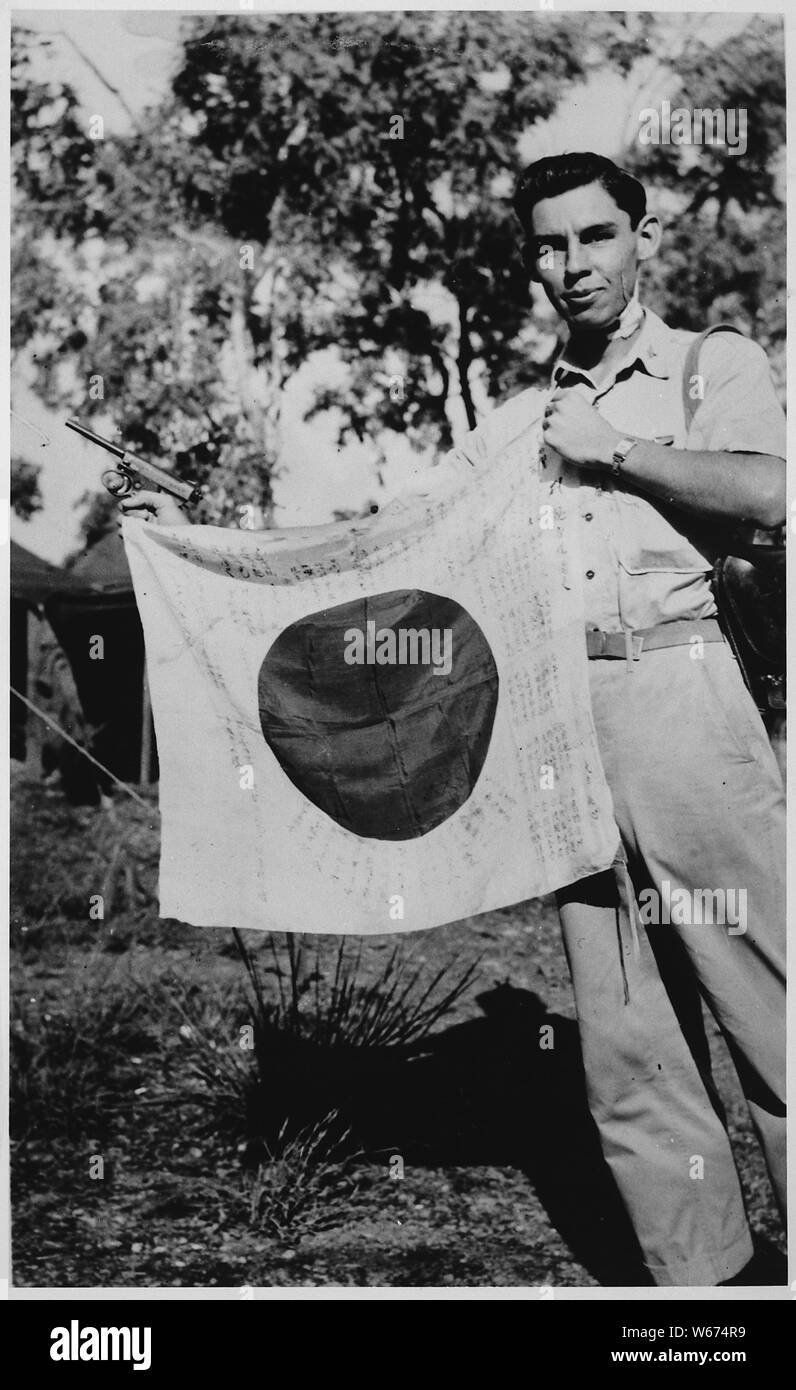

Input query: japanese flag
[123,406,618,935]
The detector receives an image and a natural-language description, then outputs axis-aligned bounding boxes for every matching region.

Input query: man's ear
[635,212,662,265]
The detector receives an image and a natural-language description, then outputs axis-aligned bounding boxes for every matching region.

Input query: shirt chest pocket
[596,372,688,449]
[615,491,713,575]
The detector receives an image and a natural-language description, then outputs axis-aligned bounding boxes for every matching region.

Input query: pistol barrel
[65,416,126,458]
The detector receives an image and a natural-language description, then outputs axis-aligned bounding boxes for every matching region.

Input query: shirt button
[584,512,593,521]
[585,569,595,580]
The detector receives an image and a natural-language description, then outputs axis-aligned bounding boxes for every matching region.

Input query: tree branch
[456,296,477,432]
[54,30,137,125]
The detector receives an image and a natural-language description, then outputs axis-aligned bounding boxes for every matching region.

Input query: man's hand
[119,491,189,526]
[542,386,622,470]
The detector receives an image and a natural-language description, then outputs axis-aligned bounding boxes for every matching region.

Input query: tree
[10,457,43,520]
[617,14,785,388]
[11,10,785,544]
[11,24,285,536]
[169,10,596,454]
[10,12,598,530]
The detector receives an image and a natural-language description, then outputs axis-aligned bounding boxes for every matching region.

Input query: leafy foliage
[621,14,785,384]
[11,12,785,549]
[11,457,43,519]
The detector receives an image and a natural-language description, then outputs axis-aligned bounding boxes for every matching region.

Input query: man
[510,152,786,1287]
[124,151,786,1288]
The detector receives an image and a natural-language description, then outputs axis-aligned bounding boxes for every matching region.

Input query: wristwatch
[610,436,638,478]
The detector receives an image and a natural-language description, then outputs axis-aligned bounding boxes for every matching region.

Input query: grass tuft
[236,931,479,1052]
[11,967,161,1144]
[245,1110,362,1238]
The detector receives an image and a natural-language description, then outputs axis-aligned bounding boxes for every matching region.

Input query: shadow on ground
[244,981,652,1286]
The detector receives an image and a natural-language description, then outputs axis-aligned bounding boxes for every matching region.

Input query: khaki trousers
[557,639,786,1286]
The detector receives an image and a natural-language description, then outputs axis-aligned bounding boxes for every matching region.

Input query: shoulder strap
[682,323,745,429]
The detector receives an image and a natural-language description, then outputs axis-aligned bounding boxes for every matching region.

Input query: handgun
[65,417,203,506]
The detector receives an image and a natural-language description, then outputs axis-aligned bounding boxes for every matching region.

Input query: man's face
[528,181,646,330]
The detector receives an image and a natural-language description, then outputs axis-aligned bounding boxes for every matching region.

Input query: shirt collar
[553,306,673,389]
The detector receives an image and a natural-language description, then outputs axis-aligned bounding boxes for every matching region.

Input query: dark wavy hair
[514,153,647,246]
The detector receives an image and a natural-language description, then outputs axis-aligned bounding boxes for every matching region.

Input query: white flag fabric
[123,397,619,935]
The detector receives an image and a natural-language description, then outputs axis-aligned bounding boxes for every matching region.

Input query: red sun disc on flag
[258,589,499,840]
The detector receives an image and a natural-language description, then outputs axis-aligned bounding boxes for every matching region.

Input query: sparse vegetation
[246,1113,363,1238]
[10,768,784,1287]
[238,932,481,1052]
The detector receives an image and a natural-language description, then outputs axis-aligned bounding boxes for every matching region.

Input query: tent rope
[10,685,151,810]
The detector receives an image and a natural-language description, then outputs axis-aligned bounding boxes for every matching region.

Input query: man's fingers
[119,490,161,511]
[119,491,190,527]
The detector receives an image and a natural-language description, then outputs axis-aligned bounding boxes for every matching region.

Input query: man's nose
[564,241,590,279]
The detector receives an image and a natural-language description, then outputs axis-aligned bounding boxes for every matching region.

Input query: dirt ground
[10,766,784,1289]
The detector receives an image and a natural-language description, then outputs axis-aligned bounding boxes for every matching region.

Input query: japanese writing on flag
[122,394,619,935]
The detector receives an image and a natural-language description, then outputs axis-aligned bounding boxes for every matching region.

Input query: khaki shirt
[449,308,786,631]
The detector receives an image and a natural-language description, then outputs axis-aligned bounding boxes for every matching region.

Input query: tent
[10,533,157,787]
[10,539,73,605]
[10,541,75,762]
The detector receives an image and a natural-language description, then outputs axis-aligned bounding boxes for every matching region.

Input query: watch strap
[610,436,637,477]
